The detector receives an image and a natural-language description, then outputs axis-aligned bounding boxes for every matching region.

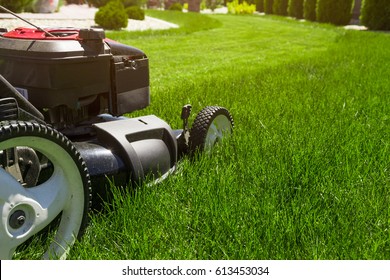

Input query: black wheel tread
[189,106,234,153]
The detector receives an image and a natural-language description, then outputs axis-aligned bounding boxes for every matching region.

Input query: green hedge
[288,0,304,19]
[273,0,288,15]
[256,0,265,12]
[316,0,354,26]
[303,0,317,21]
[264,0,274,14]
[361,0,390,30]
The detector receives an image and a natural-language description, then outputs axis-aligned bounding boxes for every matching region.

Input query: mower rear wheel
[0,121,91,259]
[189,106,234,153]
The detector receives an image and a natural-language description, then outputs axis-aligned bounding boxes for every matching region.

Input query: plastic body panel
[92,115,177,183]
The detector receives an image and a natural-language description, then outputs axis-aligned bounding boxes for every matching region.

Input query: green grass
[78,13,389,260]
[24,12,390,259]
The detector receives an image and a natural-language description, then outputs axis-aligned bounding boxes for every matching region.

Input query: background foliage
[0,0,34,12]
[256,0,264,12]
[316,0,354,26]
[273,0,289,16]
[303,0,317,21]
[227,0,256,14]
[361,0,390,31]
[94,0,128,30]
[264,0,274,14]
[288,0,304,19]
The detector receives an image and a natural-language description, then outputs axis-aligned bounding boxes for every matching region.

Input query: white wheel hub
[0,136,85,259]
[204,115,233,151]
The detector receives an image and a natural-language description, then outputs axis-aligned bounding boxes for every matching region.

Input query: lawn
[20,11,390,259]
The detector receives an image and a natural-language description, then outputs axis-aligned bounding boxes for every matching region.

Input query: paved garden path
[0,4,178,31]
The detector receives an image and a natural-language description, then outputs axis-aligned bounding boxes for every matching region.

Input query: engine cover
[0,28,150,121]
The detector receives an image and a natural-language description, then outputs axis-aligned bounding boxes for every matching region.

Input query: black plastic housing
[0,28,150,116]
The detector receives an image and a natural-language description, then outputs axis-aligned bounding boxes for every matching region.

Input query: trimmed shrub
[316,0,354,26]
[256,0,265,12]
[125,5,145,20]
[95,1,128,30]
[273,0,288,15]
[288,0,304,19]
[169,2,183,11]
[227,0,256,14]
[361,0,390,30]
[0,0,34,13]
[303,0,316,21]
[264,0,274,14]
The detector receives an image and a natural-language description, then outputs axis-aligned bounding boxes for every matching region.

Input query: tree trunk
[188,0,201,12]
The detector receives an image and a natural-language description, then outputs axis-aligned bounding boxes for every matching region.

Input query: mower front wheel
[0,121,91,259]
[189,106,234,153]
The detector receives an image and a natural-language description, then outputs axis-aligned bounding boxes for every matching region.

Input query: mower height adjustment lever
[181,104,192,146]
[181,104,192,131]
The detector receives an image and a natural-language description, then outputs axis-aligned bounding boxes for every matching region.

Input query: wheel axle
[9,210,26,229]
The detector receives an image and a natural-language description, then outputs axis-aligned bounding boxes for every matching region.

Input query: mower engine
[0,27,149,135]
[0,25,233,260]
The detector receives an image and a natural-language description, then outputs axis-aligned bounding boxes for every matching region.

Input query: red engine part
[2,27,81,40]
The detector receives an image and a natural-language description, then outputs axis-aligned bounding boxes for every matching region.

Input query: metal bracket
[181,104,192,146]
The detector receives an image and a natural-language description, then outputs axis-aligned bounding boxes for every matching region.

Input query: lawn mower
[0,7,233,259]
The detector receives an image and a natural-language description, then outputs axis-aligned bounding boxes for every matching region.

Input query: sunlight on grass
[63,13,390,260]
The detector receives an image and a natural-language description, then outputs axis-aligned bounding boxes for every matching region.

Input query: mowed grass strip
[65,12,389,259]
